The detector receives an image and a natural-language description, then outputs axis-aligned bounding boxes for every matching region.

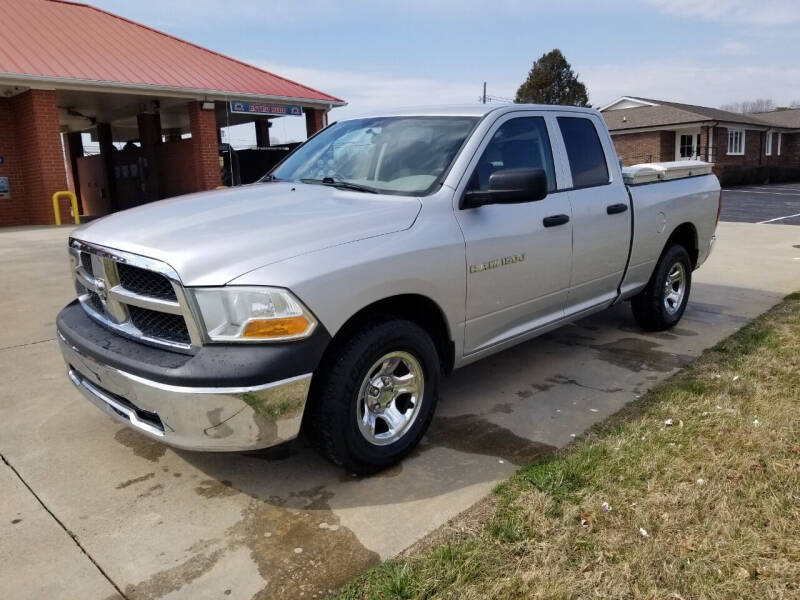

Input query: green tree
[515,49,590,106]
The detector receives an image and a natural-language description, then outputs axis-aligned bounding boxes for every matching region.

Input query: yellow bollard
[52,191,81,226]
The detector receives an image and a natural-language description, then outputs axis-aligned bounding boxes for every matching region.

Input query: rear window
[557,117,609,188]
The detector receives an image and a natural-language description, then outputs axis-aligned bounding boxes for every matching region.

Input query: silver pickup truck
[58,104,720,472]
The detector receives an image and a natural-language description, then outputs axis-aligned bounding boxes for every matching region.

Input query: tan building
[600,97,799,185]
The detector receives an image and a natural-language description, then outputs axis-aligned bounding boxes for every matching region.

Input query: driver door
[455,113,573,355]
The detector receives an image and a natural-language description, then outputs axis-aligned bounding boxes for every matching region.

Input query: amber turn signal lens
[242,316,310,338]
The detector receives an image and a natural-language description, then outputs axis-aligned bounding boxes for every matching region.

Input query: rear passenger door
[555,114,631,315]
[455,113,573,355]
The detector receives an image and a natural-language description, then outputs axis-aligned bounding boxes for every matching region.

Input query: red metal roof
[0,0,343,105]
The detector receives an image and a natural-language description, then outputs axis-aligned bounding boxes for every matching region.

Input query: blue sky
[93,0,800,144]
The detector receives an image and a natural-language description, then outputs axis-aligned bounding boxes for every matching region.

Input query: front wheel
[631,244,692,331]
[309,318,440,474]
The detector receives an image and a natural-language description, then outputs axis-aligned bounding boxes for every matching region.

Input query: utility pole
[482,82,487,104]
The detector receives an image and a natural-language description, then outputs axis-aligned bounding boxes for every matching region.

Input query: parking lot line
[723,189,800,197]
[757,212,800,224]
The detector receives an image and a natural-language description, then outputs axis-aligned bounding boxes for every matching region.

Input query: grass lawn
[335,293,800,600]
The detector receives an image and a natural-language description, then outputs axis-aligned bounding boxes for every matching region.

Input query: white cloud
[237,58,800,143]
[247,62,513,143]
[582,60,800,108]
[638,0,800,26]
[719,41,755,56]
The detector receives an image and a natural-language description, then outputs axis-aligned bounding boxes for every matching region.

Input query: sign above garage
[229,101,303,116]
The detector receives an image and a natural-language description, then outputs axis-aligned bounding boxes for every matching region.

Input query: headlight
[191,287,317,342]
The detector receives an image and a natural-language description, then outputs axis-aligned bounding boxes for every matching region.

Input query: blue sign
[0,176,9,200]
[229,101,303,116]
[0,156,4,165]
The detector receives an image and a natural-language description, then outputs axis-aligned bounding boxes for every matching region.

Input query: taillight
[715,190,722,225]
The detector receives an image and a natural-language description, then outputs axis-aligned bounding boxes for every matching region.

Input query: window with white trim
[765,130,772,156]
[727,128,745,155]
[777,132,782,156]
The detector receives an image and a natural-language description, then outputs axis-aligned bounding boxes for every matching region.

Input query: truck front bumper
[57,301,329,451]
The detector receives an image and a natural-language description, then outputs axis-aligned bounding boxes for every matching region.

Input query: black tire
[309,318,440,474]
[631,244,692,331]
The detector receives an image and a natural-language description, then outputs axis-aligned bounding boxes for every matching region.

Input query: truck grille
[69,239,199,352]
[117,263,177,301]
[128,306,191,345]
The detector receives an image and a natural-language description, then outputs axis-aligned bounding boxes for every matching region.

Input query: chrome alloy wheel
[663,261,686,315]
[356,351,424,446]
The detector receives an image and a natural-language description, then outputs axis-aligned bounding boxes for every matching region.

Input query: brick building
[600,97,800,186]
[0,0,344,227]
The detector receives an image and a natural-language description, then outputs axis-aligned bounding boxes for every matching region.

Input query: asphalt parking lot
[1,221,799,600]
[721,182,800,225]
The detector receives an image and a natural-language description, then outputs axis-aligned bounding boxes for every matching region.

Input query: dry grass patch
[335,293,800,600]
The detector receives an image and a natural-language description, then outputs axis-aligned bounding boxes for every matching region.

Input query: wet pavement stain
[542,331,597,346]
[226,498,381,600]
[489,402,514,414]
[684,302,749,325]
[516,389,534,399]
[670,327,699,337]
[135,483,164,500]
[618,324,699,340]
[546,374,623,394]
[116,472,155,490]
[338,463,403,483]
[114,428,167,462]
[195,479,239,499]
[123,549,224,599]
[285,485,335,510]
[531,382,554,392]
[589,338,693,373]
[427,414,557,465]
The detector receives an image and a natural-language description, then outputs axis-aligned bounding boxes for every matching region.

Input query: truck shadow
[132,281,773,598]
[175,281,766,512]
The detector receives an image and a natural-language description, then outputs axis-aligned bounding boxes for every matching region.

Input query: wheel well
[329,294,455,374]
[666,222,698,268]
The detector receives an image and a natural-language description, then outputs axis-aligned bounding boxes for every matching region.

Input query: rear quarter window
[557,116,609,188]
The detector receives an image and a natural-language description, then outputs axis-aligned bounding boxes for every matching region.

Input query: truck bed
[619,161,720,299]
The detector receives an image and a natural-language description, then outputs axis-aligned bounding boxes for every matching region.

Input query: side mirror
[461,168,548,209]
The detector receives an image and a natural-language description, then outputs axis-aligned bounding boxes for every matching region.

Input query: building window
[679,134,694,158]
[727,128,745,155]
[765,131,772,156]
[777,133,782,156]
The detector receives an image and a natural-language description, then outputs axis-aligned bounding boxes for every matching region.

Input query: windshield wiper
[300,177,379,194]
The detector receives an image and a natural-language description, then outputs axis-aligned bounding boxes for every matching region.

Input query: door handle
[543,214,570,227]
[606,203,629,215]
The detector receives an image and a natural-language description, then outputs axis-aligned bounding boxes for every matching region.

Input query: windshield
[265,116,479,196]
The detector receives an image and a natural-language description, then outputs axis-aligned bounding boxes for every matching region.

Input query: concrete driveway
[1,222,798,600]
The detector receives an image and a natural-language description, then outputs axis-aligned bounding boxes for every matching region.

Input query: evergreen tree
[515,49,589,107]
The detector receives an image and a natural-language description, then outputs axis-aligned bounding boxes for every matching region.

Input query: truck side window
[468,117,556,192]
[556,117,609,188]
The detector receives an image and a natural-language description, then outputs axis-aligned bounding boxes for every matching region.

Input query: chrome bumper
[58,333,311,451]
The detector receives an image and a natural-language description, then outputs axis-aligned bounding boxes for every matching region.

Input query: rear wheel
[309,318,439,474]
[631,244,692,331]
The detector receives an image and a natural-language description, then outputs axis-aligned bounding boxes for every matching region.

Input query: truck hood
[72,182,422,285]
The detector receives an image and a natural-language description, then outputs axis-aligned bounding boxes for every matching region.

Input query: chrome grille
[117,263,177,301]
[69,239,201,352]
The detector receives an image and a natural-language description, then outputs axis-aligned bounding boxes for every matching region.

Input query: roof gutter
[0,72,347,108]
[607,120,717,134]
